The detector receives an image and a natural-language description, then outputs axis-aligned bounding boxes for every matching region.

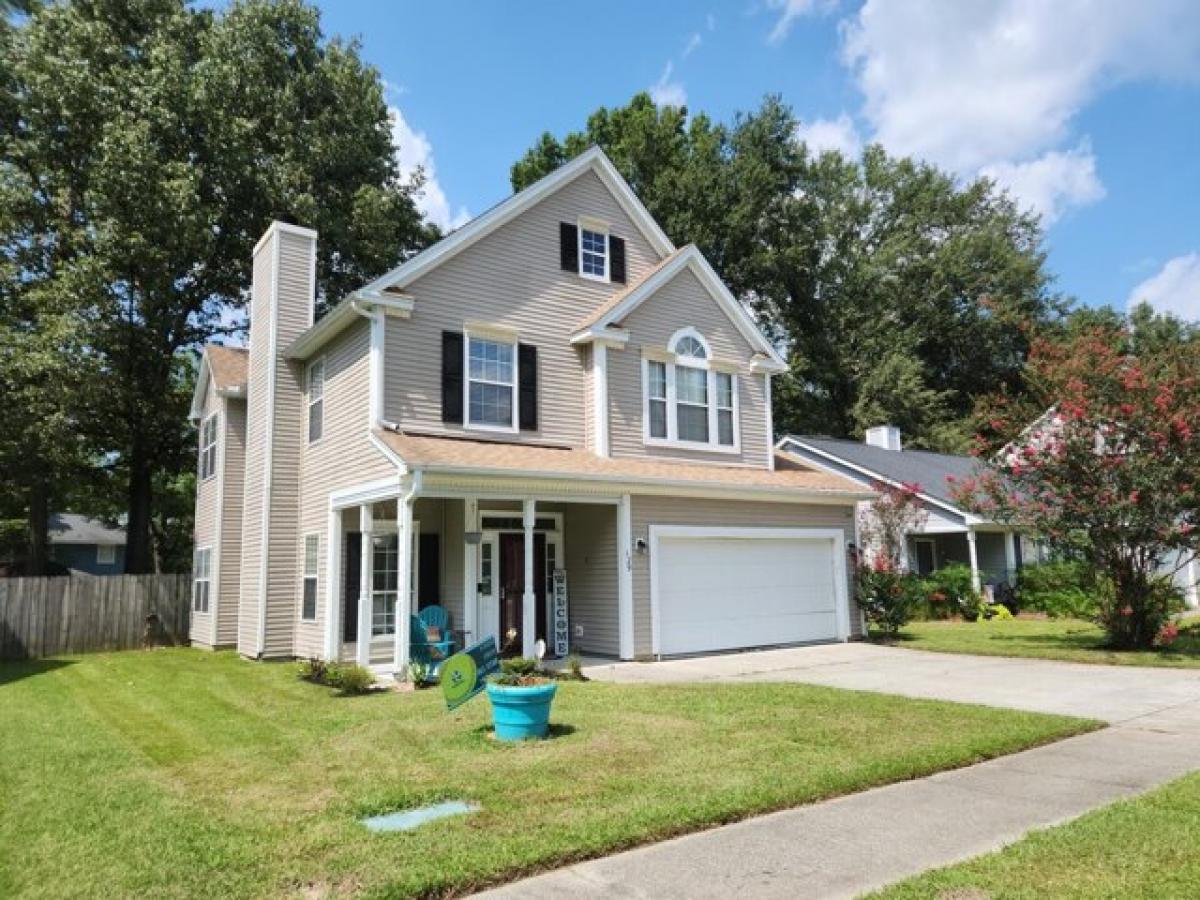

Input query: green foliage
[490,656,549,686]
[920,563,983,620]
[562,653,586,682]
[512,95,1060,452]
[406,660,431,686]
[962,314,1200,649]
[858,564,924,636]
[297,658,375,694]
[985,603,1014,621]
[1018,561,1097,619]
[0,0,437,571]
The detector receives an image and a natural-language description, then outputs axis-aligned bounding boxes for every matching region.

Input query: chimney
[865,425,902,452]
[238,221,318,659]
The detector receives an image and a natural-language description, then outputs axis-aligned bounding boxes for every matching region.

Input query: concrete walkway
[475,645,1200,899]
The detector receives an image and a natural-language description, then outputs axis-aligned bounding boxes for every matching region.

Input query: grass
[873,770,1200,899]
[0,649,1094,899]
[884,617,1200,669]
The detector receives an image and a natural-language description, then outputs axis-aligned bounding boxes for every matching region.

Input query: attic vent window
[580,227,608,279]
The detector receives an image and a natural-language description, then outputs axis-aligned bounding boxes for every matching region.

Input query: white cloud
[683,32,702,58]
[766,0,830,45]
[980,143,1105,225]
[650,61,687,107]
[1128,253,1200,321]
[795,113,862,158]
[389,107,470,232]
[835,0,1200,222]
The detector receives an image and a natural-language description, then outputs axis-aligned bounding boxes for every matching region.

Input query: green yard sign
[441,637,500,710]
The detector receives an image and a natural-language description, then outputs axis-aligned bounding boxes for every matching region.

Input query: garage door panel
[655,532,841,656]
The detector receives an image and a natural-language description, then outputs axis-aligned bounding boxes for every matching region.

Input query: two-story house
[189,147,871,675]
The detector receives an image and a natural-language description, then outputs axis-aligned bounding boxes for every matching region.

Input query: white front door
[652,527,846,656]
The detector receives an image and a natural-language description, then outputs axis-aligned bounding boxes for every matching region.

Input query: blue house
[48,513,126,575]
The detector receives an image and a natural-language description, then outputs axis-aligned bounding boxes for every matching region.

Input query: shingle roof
[573,246,689,332]
[205,344,248,390]
[786,435,983,507]
[377,430,870,497]
[48,513,126,546]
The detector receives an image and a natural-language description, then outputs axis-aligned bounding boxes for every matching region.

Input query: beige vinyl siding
[580,345,594,452]
[383,170,663,446]
[190,376,221,648]
[239,226,314,659]
[629,495,861,658]
[215,397,246,647]
[439,499,465,630]
[609,266,771,467]
[564,503,619,656]
[295,318,397,660]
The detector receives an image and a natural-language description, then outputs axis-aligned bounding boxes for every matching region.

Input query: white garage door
[652,527,844,656]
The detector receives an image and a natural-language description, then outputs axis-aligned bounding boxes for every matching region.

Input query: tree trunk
[124,439,154,574]
[27,477,49,575]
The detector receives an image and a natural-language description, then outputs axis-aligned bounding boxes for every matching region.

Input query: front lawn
[873,770,1200,899]
[0,649,1094,898]
[885,617,1200,669]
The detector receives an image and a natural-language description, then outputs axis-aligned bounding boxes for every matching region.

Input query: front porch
[906,527,1032,596]
[323,486,630,677]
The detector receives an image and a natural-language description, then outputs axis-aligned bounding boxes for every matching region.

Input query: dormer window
[579,226,608,280]
[642,327,739,452]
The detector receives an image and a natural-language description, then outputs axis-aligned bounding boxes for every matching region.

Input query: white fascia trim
[353,147,674,304]
[778,437,980,524]
[329,476,403,511]
[750,356,789,374]
[593,343,610,457]
[253,220,319,257]
[648,525,851,656]
[575,246,785,366]
[285,293,413,361]
[570,326,629,348]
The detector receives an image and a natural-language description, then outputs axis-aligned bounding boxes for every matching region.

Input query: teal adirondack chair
[410,606,456,678]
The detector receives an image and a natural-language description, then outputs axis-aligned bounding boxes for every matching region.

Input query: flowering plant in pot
[485,657,558,741]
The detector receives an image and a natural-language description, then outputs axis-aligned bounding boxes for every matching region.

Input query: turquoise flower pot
[486,681,558,741]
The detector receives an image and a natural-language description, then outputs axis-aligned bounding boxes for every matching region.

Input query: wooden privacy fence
[0,574,191,660]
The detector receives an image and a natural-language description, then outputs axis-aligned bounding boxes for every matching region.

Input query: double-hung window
[301,534,319,621]
[579,226,608,280]
[467,335,516,430]
[192,547,211,613]
[307,359,324,444]
[644,328,739,451]
[199,413,218,480]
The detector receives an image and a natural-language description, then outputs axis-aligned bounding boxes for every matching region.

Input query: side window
[647,361,668,439]
[301,534,319,620]
[192,547,211,613]
[307,359,324,444]
[199,413,218,480]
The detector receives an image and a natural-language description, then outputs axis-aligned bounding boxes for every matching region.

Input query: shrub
[297,658,376,694]
[1018,561,1096,619]
[490,656,550,686]
[920,563,983,620]
[406,660,432,686]
[558,653,587,682]
[857,562,922,636]
[984,602,1014,621]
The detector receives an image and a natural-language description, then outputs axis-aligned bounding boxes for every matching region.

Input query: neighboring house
[189,147,872,673]
[779,428,1032,594]
[48,513,126,575]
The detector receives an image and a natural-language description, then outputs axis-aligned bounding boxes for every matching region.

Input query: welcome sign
[551,570,570,657]
[440,637,501,710]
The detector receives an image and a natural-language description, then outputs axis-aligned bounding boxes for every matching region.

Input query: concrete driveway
[579,641,1200,724]
[476,644,1200,899]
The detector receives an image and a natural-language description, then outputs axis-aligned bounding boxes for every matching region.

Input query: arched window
[644,328,738,450]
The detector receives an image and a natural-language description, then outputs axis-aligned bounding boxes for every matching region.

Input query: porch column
[462,497,479,644]
[522,498,536,658]
[1003,531,1017,585]
[323,506,343,661]
[393,492,414,677]
[966,527,981,594]
[356,504,373,666]
[617,494,634,660]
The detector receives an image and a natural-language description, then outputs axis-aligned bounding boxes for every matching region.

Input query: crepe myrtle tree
[954,322,1200,650]
[856,482,929,636]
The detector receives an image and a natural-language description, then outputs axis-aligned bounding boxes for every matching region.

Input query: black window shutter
[559,222,578,272]
[518,343,538,431]
[610,236,626,283]
[441,331,464,424]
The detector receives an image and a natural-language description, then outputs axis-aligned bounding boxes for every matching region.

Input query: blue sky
[309,1,1200,318]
